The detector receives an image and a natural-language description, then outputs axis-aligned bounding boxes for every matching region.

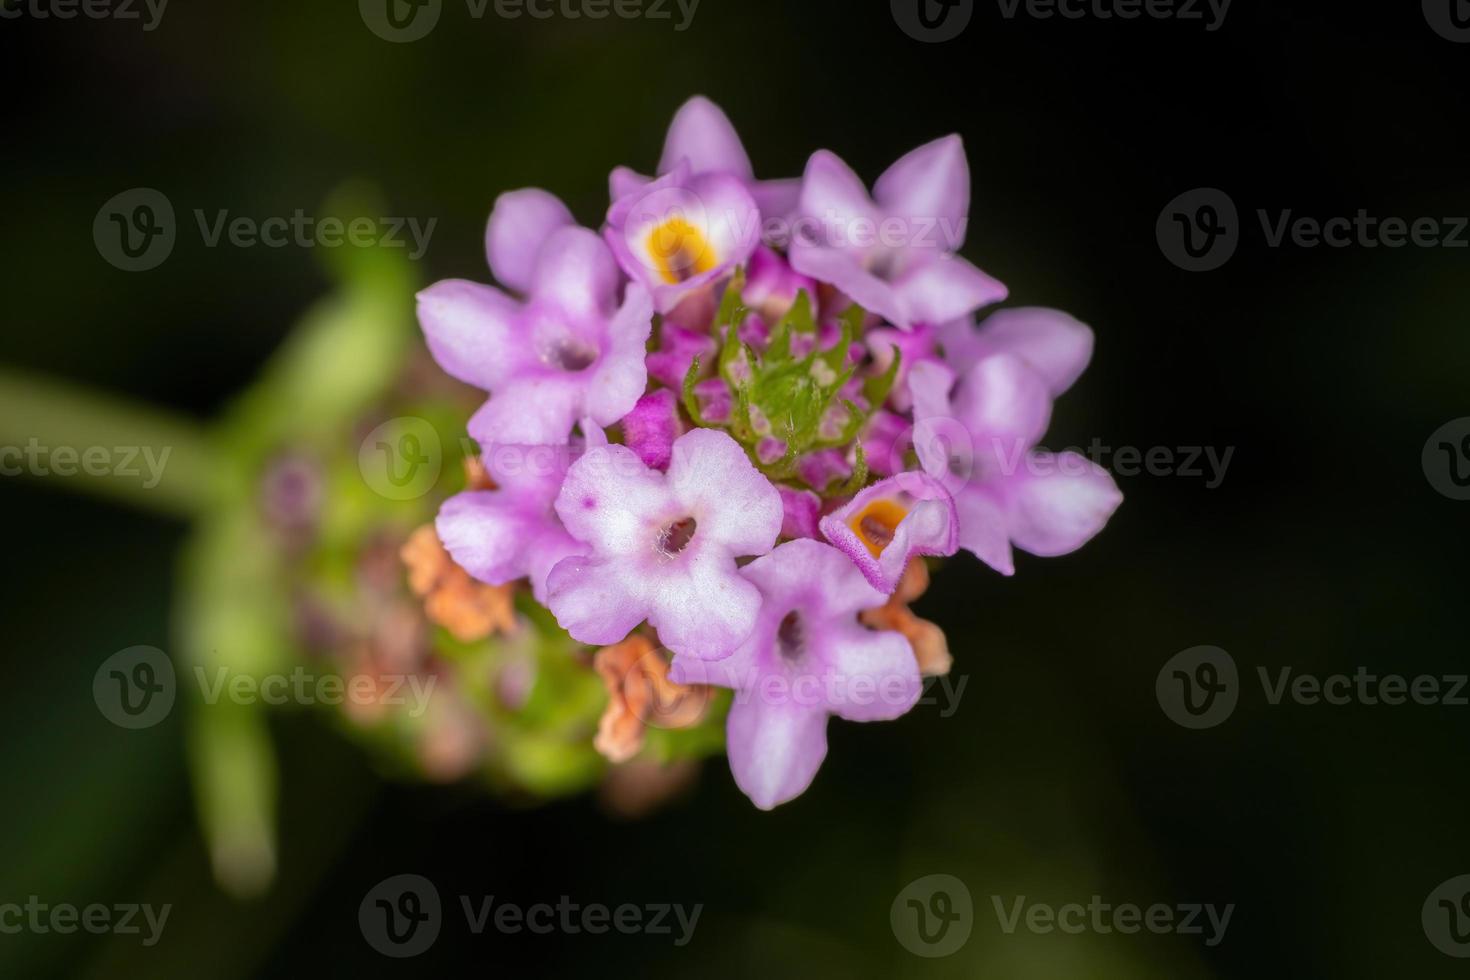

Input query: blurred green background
[2,1,1468,976]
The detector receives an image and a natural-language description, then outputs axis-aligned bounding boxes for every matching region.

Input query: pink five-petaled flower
[546,428,783,661]
[609,95,801,227]
[605,159,761,315]
[789,135,1007,331]
[417,188,654,446]
[819,472,959,594]
[911,308,1123,576]
[670,539,921,810]
[435,445,586,605]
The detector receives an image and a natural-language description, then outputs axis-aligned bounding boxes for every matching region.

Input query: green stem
[0,368,216,519]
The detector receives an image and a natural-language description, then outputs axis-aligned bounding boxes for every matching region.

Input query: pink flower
[609,95,801,225]
[789,136,1007,330]
[912,308,1122,575]
[671,539,920,809]
[546,429,783,660]
[417,189,654,445]
[435,445,586,605]
[819,472,959,594]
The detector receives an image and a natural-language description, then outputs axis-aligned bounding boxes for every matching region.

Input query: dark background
[2,0,1468,976]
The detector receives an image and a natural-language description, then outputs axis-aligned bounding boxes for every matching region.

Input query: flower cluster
[417,97,1123,809]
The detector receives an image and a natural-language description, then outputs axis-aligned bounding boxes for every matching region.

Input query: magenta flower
[789,136,1007,330]
[609,95,801,225]
[605,160,761,314]
[911,308,1122,575]
[819,472,959,594]
[417,189,654,445]
[546,428,783,660]
[670,539,921,809]
[436,446,585,605]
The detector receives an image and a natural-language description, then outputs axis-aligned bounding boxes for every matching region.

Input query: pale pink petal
[892,254,1008,328]
[530,226,622,322]
[554,444,676,555]
[820,627,921,723]
[725,697,829,810]
[583,283,654,424]
[966,307,1094,396]
[415,279,525,389]
[872,134,970,245]
[544,556,650,646]
[485,188,574,293]
[665,429,782,556]
[657,95,754,180]
[1003,452,1123,558]
[645,544,765,660]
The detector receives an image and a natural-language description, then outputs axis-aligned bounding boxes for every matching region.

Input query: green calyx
[681,270,899,495]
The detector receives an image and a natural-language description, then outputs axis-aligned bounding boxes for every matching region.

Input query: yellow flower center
[848,499,909,557]
[647,217,717,285]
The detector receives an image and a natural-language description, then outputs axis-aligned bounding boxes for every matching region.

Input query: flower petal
[966,307,1095,396]
[622,389,681,470]
[485,188,574,294]
[554,444,676,555]
[742,538,888,621]
[584,282,654,425]
[950,353,1053,471]
[466,376,583,446]
[657,96,755,180]
[666,428,782,557]
[416,279,524,390]
[530,226,622,323]
[872,134,970,244]
[819,473,958,593]
[820,626,921,723]
[892,254,1008,328]
[1003,452,1123,558]
[953,483,1015,576]
[545,555,651,646]
[778,485,822,540]
[645,544,764,660]
[725,697,829,810]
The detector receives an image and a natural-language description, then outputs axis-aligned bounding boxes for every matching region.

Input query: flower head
[546,428,783,660]
[671,539,921,809]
